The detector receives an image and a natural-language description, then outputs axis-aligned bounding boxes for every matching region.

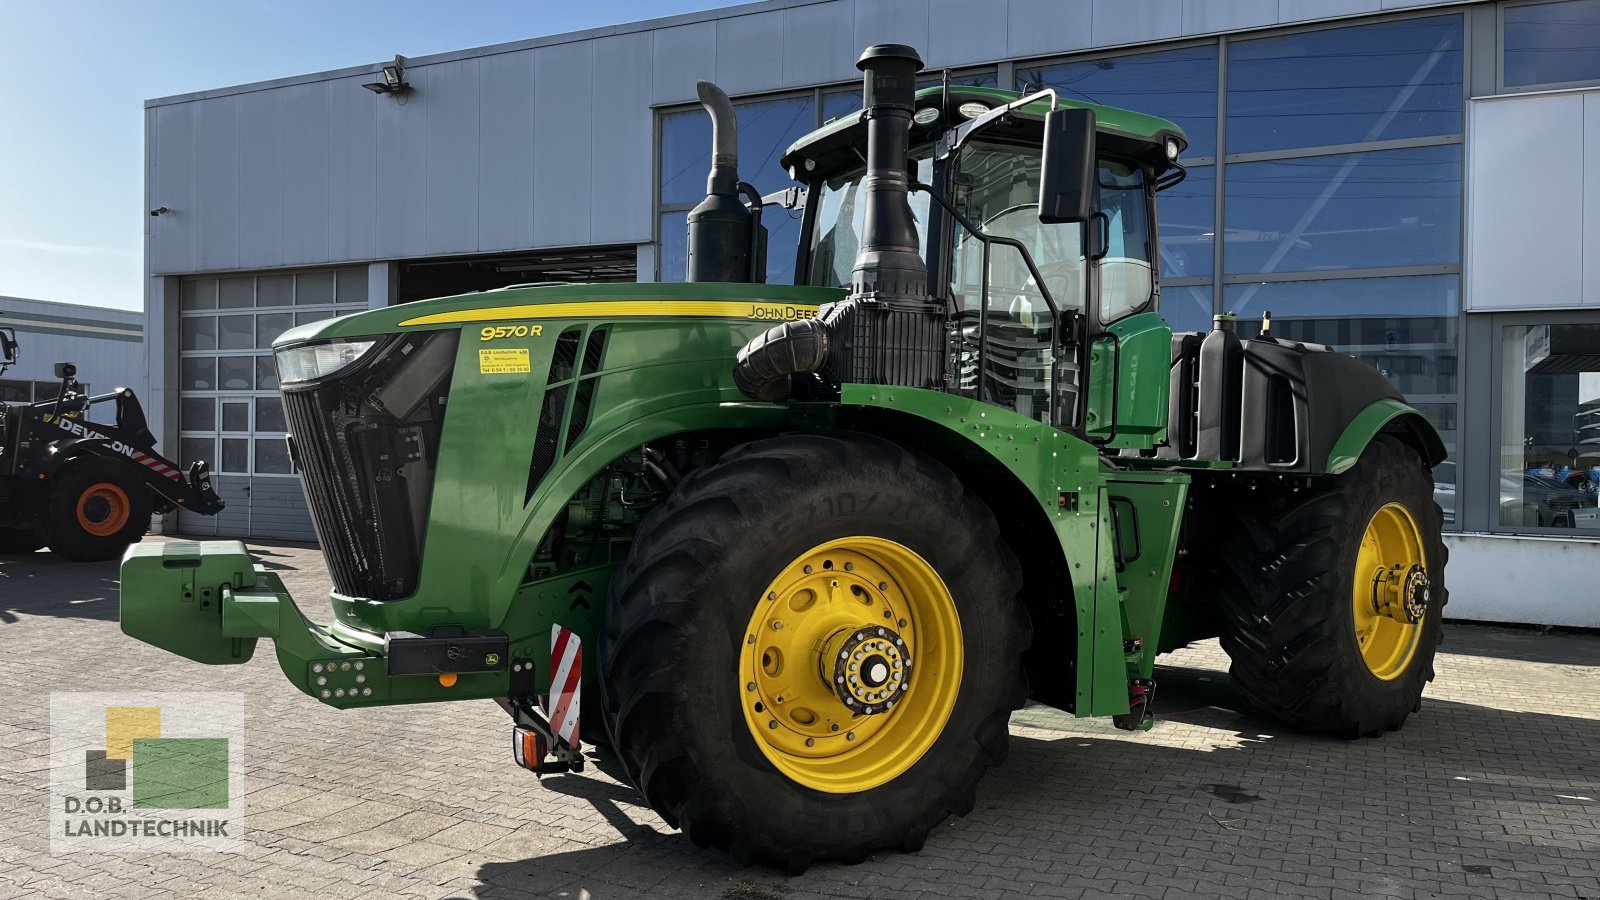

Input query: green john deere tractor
[121,44,1448,869]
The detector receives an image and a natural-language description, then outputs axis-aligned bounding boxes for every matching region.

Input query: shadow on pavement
[0,551,119,624]
[1437,621,1599,667]
[469,662,1599,899]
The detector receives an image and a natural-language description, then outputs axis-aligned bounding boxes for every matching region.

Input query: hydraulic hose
[732,319,830,402]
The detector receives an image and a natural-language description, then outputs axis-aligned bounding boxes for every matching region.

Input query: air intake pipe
[686,81,766,283]
[734,44,944,402]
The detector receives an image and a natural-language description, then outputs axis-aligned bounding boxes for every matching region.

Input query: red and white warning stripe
[130,448,183,481]
[549,625,581,749]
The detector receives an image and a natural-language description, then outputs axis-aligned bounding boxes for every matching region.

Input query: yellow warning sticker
[479,348,531,374]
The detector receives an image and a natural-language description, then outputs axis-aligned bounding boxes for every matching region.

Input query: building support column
[368,261,398,309]
[146,274,182,535]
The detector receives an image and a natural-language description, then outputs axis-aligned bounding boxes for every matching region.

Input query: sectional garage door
[176,268,367,540]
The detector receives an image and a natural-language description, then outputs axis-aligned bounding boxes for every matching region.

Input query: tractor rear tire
[598,433,1029,871]
[1215,435,1447,738]
[0,527,44,555]
[44,460,152,562]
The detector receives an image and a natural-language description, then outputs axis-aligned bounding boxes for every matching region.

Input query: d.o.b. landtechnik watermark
[49,692,245,853]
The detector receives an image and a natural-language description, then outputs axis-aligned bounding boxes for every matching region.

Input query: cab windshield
[808,151,934,289]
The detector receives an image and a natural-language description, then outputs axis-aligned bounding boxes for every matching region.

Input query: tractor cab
[784,86,1186,430]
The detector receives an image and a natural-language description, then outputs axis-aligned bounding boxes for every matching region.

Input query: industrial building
[0,298,144,403]
[143,0,1600,625]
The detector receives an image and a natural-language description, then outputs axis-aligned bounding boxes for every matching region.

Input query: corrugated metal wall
[145,0,1468,278]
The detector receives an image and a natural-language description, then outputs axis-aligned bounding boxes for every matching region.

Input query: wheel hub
[1371,562,1429,625]
[827,626,910,715]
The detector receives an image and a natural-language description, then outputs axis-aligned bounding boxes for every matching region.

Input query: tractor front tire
[44,460,152,562]
[598,433,1029,871]
[0,527,44,555]
[1215,435,1447,738]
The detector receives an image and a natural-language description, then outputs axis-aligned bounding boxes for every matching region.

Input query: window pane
[1223,145,1461,275]
[822,88,861,123]
[257,274,293,308]
[219,277,254,309]
[295,311,330,327]
[297,271,336,305]
[659,95,816,206]
[766,207,804,286]
[658,211,688,283]
[255,396,286,433]
[256,355,278,391]
[180,397,215,431]
[1497,324,1600,531]
[181,357,215,391]
[255,438,292,474]
[0,380,29,402]
[256,313,294,348]
[1227,15,1463,154]
[1223,275,1459,398]
[1020,45,1219,158]
[180,437,214,467]
[336,268,368,305]
[1504,0,1600,88]
[808,153,933,289]
[180,280,216,310]
[181,316,216,351]
[221,401,249,432]
[1162,285,1213,334]
[221,438,248,474]
[218,315,253,350]
[1158,165,1213,279]
[34,380,59,401]
[217,357,253,391]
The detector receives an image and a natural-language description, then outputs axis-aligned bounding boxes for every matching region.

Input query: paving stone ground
[1,536,1596,900]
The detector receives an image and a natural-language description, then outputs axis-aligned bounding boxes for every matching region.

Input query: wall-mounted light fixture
[362,55,411,97]
[149,207,169,217]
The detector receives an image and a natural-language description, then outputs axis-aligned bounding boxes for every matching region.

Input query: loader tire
[44,460,152,562]
[598,433,1029,871]
[0,527,44,554]
[1215,434,1447,738]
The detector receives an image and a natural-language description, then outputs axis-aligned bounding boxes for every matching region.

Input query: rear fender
[1328,398,1447,475]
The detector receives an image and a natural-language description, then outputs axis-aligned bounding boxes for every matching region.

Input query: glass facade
[1496,323,1600,532]
[1503,0,1600,89]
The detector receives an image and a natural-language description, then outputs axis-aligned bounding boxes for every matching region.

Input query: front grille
[282,331,459,600]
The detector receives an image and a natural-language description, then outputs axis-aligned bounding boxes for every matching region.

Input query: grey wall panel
[717,10,790,95]
[533,41,596,248]
[278,81,333,267]
[590,32,656,246]
[1092,0,1184,47]
[1279,0,1382,22]
[854,0,930,62]
[782,2,857,87]
[1006,0,1093,59]
[372,70,431,260]
[929,0,1008,68]
[194,99,240,272]
[1183,0,1278,35]
[1466,93,1587,311]
[423,60,483,256]
[478,52,539,253]
[236,90,286,270]
[1586,92,1600,308]
[150,105,198,275]
[652,21,719,105]
[327,76,380,263]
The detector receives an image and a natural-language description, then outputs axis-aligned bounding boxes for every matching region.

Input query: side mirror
[55,361,76,379]
[0,328,15,365]
[1038,108,1096,224]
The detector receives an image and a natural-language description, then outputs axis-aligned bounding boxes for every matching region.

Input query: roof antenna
[941,67,951,114]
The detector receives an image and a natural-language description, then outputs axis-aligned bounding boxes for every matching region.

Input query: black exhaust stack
[686,81,766,283]
[734,44,945,402]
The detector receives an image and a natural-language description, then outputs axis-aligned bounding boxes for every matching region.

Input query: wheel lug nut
[747,682,756,692]
[806,738,815,747]
[878,582,888,591]
[844,562,854,571]
[768,592,777,601]
[769,720,779,730]
[771,621,784,630]
[898,619,907,628]
[846,732,855,741]
[803,565,813,574]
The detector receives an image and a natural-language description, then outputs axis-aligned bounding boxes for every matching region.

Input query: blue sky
[0,0,729,311]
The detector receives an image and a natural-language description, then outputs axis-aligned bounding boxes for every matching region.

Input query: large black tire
[598,433,1029,871]
[43,459,152,562]
[0,527,45,554]
[1215,435,1448,737]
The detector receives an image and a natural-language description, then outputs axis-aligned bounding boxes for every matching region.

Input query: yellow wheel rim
[739,536,963,793]
[1351,502,1429,681]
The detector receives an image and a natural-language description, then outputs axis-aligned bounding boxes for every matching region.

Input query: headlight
[1165,137,1181,161]
[275,339,378,385]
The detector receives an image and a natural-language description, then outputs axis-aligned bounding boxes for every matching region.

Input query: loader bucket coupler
[120,541,259,665]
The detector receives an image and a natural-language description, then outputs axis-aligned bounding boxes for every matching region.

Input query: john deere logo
[51,692,245,852]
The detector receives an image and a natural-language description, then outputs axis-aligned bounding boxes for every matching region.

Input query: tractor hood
[273,282,844,348]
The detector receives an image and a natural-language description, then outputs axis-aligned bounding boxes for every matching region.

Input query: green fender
[1327,398,1448,475]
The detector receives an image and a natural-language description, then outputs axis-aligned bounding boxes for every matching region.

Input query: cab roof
[780,85,1188,179]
